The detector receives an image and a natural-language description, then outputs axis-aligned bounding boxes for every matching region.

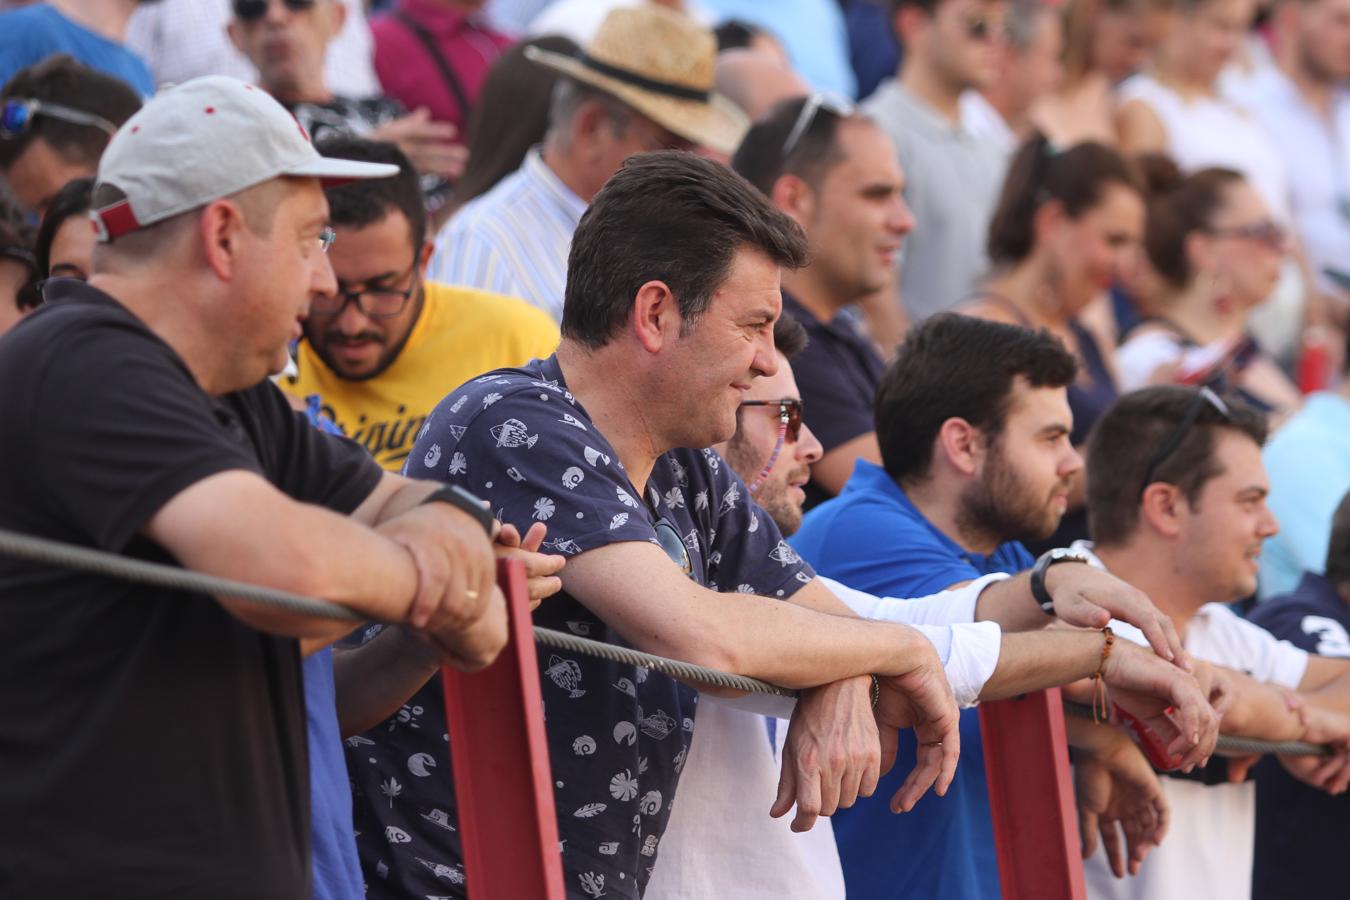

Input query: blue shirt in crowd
[700,0,858,97]
[346,354,814,900]
[0,4,154,96]
[792,460,1033,900]
[303,648,365,900]
[1259,392,1350,599]
[1248,572,1350,899]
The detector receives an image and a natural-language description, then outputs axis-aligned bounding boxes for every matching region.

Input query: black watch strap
[421,484,494,536]
[1030,548,1091,615]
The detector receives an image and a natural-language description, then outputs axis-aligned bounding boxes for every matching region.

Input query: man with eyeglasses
[1078,385,1350,900]
[647,315,1223,900]
[0,76,531,898]
[0,55,141,215]
[227,0,466,213]
[864,0,1012,320]
[283,135,560,472]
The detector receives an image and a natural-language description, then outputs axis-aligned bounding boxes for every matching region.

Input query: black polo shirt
[0,280,382,898]
[780,293,887,508]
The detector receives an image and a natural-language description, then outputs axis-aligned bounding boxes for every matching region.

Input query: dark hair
[774,311,808,360]
[0,194,38,311]
[1327,490,1350,585]
[713,19,760,51]
[1139,156,1245,290]
[317,136,427,247]
[0,56,142,170]
[451,35,578,210]
[876,313,1079,483]
[561,151,809,348]
[34,176,93,276]
[1085,385,1268,546]
[987,134,1141,264]
[731,95,852,195]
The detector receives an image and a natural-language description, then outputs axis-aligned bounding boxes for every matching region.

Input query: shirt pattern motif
[346,355,813,899]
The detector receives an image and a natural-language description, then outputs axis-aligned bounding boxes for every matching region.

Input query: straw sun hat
[524,5,749,156]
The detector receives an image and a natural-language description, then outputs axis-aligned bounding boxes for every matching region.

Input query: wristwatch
[1030,547,1092,616]
[421,483,495,536]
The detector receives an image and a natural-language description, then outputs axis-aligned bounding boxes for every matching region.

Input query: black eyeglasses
[739,398,805,443]
[0,246,35,272]
[1206,220,1287,251]
[0,98,118,140]
[232,0,317,21]
[653,516,694,579]
[781,92,856,158]
[310,252,419,319]
[1137,387,1232,499]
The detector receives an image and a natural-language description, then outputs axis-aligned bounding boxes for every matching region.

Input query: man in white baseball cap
[0,74,524,898]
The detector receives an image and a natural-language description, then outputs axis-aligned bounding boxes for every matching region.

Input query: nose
[753,329,779,379]
[889,195,916,236]
[1060,441,1084,478]
[310,253,338,309]
[1258,502,1279,539]
[796,422,824,466]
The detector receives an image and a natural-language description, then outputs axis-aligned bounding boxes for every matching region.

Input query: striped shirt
[427,148,586,321]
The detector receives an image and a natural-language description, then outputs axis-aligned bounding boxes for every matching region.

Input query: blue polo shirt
[0,4,154,96]
[1248,572,1350,900]
[792,460,1033,900]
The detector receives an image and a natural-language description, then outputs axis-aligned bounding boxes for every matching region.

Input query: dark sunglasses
[1207,220,1287,251]
[1137,386,1232,499]
[963,14,1000,41]
[232,0,317,21]
[740,398,805,443]
[0,99,118,140]
[653,516,694,579]
[781,91,856,158]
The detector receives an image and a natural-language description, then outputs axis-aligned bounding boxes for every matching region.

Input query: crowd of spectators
[2,0,1350,898]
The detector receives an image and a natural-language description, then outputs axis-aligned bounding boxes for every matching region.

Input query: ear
[198,199,249,281]
[1033,198,1066,247]
[1184,229,1214,277]
[226,19,246,53]
[571,99,612,155]
[1138,482,1186,539]
[769,174,816,229]
[630,279,681,354]
[896,6,931,47]
[934,417,983,478]
[325,0,347,38]
[416,239,434,278]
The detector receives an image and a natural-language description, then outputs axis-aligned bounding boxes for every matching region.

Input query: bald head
[714,49,809,122]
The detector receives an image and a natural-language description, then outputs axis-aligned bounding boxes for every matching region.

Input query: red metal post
[441,558,565,899]
[980,688,1086,900]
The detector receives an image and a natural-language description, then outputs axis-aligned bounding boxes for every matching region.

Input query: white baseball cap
[92,76,398,242]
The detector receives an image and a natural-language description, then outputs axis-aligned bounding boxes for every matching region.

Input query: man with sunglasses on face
[283,135,560,472]
[0,55,141,216]
[227,0,465,212]
[864,0,1011,321]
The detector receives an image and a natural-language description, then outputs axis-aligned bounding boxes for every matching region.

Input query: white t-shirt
[1073,543,1309,900]
[643,576,1005,900]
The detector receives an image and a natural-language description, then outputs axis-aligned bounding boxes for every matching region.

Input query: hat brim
[284,156,401,185]
[525,46,747,156]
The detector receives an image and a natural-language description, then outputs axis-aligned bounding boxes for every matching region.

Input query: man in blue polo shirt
[1250,488,1350,899]
[793,313,1090,900]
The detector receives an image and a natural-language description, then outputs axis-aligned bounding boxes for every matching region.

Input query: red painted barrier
[981,687,1086,900]
[441,558,566,899]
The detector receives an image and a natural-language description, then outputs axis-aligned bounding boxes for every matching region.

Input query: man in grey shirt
[864,0,1010,321]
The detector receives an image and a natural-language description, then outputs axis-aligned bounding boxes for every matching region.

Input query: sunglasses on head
[1137,386,1232,500]
[232,0,316,21]
[740,398,805,443]
[0,98,118,140]
[781,91,856,159]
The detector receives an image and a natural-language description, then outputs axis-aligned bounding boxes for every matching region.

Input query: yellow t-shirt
[283,281,560,472]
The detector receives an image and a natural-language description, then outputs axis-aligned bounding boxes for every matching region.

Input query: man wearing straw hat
[427,4,748,321]
[0,76,513,898]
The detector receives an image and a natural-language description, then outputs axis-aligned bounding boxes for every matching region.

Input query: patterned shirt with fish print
[345,354,815,900]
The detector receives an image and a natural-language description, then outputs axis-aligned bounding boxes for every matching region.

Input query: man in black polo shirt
[0,76,509,899]
[732,94,913,507]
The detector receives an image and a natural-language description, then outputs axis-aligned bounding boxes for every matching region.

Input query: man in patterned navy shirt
[347,151,972,900]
